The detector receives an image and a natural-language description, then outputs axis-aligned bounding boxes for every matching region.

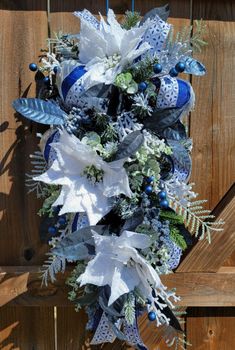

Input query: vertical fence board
[0,0,49,266]
[186,308,235,349]
[190,1,235,210]
[0,2,55,350]
[0,305,55,349]
[186,1,235,348]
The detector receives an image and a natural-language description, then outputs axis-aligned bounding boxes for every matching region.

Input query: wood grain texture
[177,184,235,272]
[189,19,235,210]
[2,267,235,307]
[0,0,49,266]
[186,307,235,349]
[0,305,55,349]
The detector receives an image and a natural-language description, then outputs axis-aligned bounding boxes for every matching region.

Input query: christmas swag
[13,6,224,349]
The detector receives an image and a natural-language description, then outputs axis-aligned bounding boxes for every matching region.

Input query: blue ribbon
[176,80,191,108]
[61,65,86,100]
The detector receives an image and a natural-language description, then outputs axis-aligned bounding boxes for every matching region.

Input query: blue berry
[175,61,186,73]
[160,199,169,208]
[138,82,148,91]
[146,176,155,184]
[53,66,58,73]
[48,226,57,235]
[148,311,156,321]
[29,63,38,71]
[58,216,66,226]
[158,191,167,200]
[145,185,153,194]
[43,76,50,85]
[169,68,178,77]
[153,63,162,74]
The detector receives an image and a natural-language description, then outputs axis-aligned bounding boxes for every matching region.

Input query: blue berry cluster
[169,61,186,77]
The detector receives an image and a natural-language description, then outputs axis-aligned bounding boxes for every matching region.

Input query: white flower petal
[77,252,117,287]
[108,266,140,306]
[118,231,150,249]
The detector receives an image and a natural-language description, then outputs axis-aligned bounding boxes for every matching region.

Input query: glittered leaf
[143,106,184,132]
[115,131,144,160]
[52,225,107,261]
[12,98,67,125]
[122,209,144,232]
[160,121,187,140]
[168,140,192,181]
[140,4,170,24]
[183,56,206,76]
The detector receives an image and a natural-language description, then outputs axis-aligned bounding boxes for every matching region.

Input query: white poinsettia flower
[77,230,165,306]
[78,9,151,90]
[34,130,132,225]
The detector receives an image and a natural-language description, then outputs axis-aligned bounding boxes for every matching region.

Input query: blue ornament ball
[160,199,169,209]
[146,176,155,184]
[53,66,58,74]
[138,82,148,91]
[43,76,50,85]
[58,216,67,226]
[48,226,57,235]
[145,185,153,195]
[175,61,186,73]
[158,191,167,200]
[153,63,162,74]
[148,311,156,321]
[169,68,178,77]
[29,63,38,71]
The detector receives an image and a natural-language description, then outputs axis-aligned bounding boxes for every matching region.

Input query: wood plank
[189,19,235,210]
[0,305,55,349]
[57,308,87,350]
[186,307,235,350]
[0,3,56,350]
[2,267,235,307]
[0,0,49,266]
[177,184,235,273]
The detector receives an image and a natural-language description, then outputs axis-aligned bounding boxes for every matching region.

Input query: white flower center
[104,53,121,69]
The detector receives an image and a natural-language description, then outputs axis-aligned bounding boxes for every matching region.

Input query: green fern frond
[170,227,187,250]
[168,197,224,243]
[41,253,66,286]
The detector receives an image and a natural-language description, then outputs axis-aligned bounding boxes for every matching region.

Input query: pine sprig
[168,197,224,243]
[123,292,136,325]
[122,11,141,30]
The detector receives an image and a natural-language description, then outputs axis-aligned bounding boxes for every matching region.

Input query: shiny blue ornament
[29,63,37,71]
[58,216,66,226]
[53,66,58,74]
[153,63,162,74]
[146,176,155,183]
[43,76,50,85]
[169,68,178,77]
[145,185,153,194]
[48,226,57,235]
[175,62,186,73]
[160,199,169,208]
[148,311,156,321]
[138,82,148,91]
[158,191,167,200]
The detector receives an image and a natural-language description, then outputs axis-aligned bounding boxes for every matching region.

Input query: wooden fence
[0,0,235,349]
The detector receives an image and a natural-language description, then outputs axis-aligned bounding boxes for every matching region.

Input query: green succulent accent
[82,165,104,184]
[115,72,138,94]
[38,186,60,217]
